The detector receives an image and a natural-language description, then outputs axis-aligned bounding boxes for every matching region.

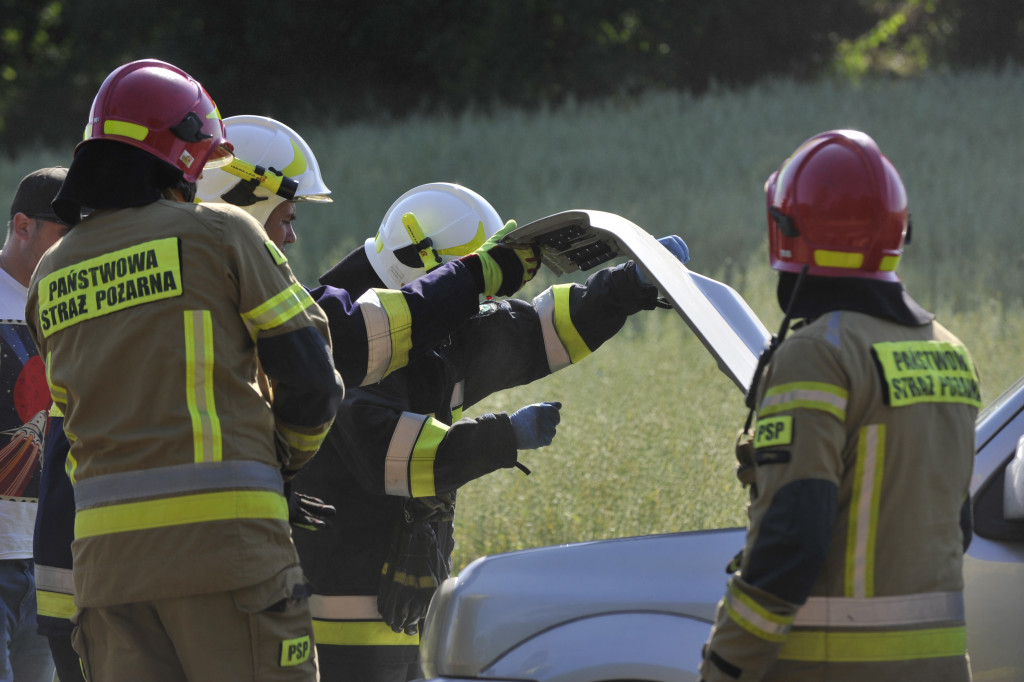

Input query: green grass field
[4,67,1023,572]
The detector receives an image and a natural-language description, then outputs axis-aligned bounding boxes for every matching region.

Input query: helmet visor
[204,144,235,169]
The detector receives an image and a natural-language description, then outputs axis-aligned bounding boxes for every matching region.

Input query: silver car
[416,213,1024,682]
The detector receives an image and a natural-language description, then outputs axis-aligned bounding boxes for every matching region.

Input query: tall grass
[4,68,1024,570]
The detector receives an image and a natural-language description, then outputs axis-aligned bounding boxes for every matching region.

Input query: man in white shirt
[0,167,70,682]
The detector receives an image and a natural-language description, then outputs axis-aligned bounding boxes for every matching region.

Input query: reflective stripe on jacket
[703,311,977,682]
[25,200,338,608]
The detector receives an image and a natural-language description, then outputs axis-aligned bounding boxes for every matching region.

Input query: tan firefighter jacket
[26,200,342,608]
[702,310,978,682]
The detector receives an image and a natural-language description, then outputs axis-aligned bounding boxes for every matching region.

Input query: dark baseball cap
[10,167,69,224]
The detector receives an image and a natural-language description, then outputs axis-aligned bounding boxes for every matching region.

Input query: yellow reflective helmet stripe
[184,310,222,463]
[846,423,885,598]
[103,120,149,142]
[241,282,316,340]
[313,618,419,646]
[779,625,966,662]
[725,581,793,643]
[75,489,287,538]
[436,221,487,257]
[759,381,848,421]
[280,139,308,178]
[813,250,864,270]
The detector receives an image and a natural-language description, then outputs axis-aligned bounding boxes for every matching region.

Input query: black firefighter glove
[284,481,336,531]
[378,495,456,635]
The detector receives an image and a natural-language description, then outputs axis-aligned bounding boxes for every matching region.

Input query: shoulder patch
[754,415,793,449]
[265,240,288,266]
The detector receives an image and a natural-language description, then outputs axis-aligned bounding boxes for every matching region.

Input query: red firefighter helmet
[765,129,908,281]
[78,59,233,182]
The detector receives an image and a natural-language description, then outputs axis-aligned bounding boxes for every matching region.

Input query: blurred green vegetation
[2,0,1023,153]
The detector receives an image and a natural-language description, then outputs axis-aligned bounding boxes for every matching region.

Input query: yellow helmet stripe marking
[103,120,149,141]
[436,221,488,257]
[280,140,308,177]
[813,250,864,269]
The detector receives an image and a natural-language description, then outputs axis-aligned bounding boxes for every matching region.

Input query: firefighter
[291,182,690,681]
[699,130,977,681]
[26,64,539,682]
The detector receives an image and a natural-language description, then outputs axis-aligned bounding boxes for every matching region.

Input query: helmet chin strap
[743,264,809,429]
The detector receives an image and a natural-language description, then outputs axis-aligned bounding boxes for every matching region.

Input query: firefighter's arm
[257,327,343,476]
[311,258,481,386]
[702,336,845,681]
[330,392,521,498]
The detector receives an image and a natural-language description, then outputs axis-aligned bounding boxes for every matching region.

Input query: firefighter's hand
[509,402,562,450]
[462,220,541,297]
[636,235,690,288]
[285,482,336,531]
[378,514,445,635]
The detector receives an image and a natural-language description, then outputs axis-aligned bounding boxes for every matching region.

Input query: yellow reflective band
[754,415,792,449]
[759,381,848,421]
[813,250,864,270]
[36,238,182,338]
[552,284,591,364]
[779,625,966,662]
[103,119,149,142]
[65,452,78,484]
[36,590,76,620]
[45,353,68,405]
[280,140,308,178]
[242,282,316,340]
[280,635,312,667]
[74,490,288,538]
[375,289,413,378]
[265,240,288,266]
[879,255,900,272]
[277,423,329,457]
[725,582,793,643]
[184,311,222,463]
[374,229,385,253]
[47,402,63,418]
[846,424,884,598]
[409,417,449,498]
[313,619,419,646]
[873,340,981,408]
[437,221,487,257]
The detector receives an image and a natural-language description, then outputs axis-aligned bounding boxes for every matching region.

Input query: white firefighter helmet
[366,183,503,288]
[195,114,332,225]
